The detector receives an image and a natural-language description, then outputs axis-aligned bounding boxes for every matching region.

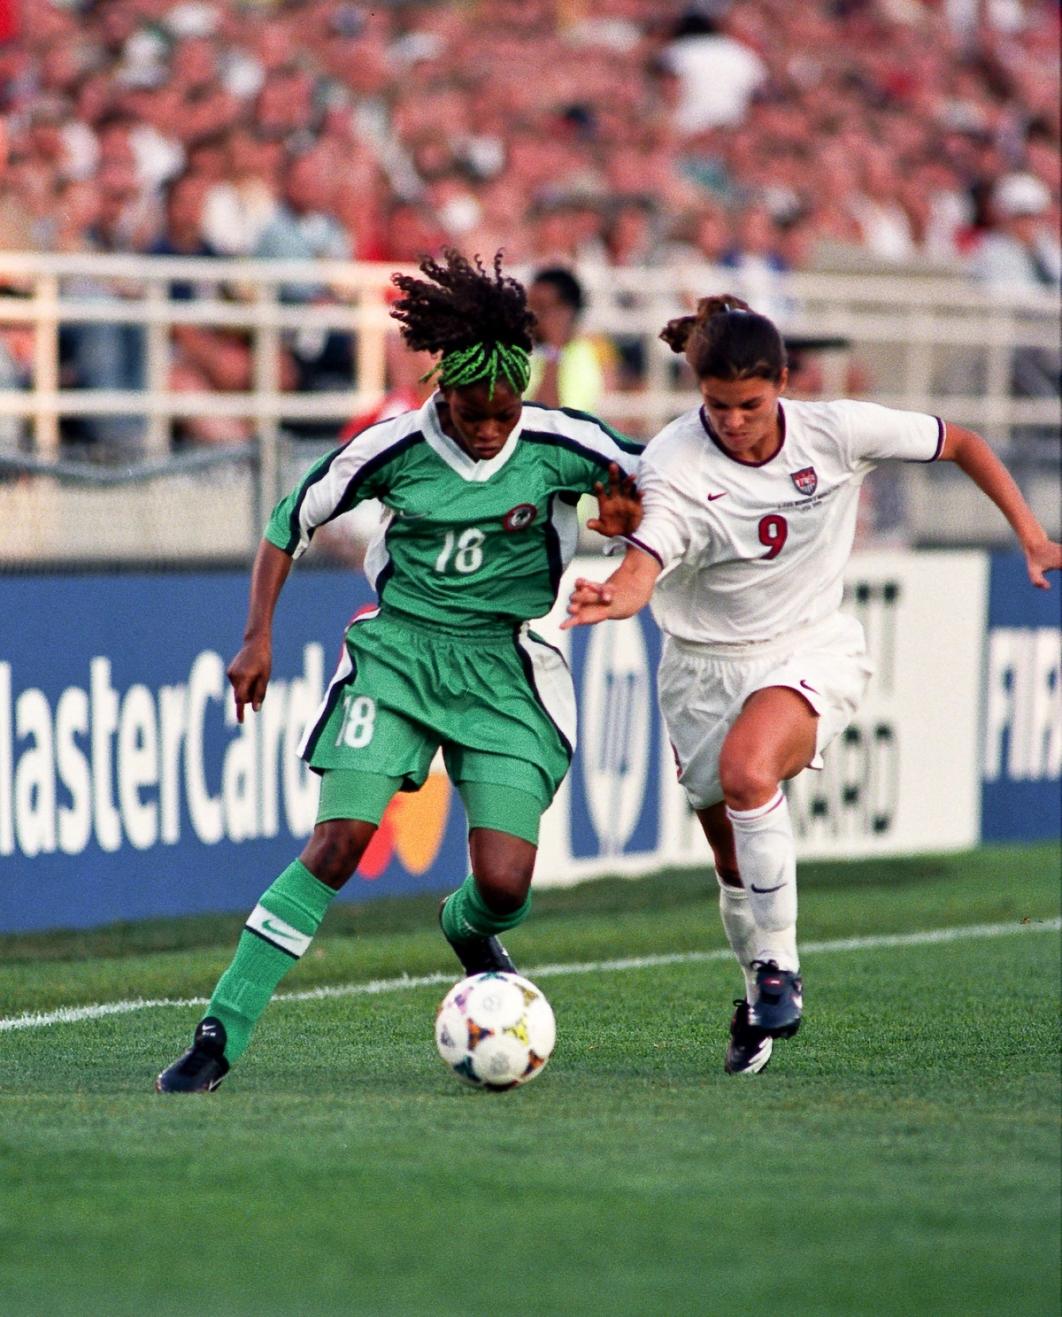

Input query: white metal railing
[0,253,1057,561]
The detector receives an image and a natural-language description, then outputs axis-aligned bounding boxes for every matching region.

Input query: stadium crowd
[0,0,1059,449]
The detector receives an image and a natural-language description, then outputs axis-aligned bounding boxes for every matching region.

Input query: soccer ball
[435,972,556,1090]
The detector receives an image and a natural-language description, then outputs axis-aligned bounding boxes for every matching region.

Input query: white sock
[715,872,759,1001]
[726,790,799,972]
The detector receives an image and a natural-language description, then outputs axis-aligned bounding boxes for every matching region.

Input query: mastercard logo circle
[358,771,453,880]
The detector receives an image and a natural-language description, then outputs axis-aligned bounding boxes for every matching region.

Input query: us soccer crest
[791,466,818,496]
[502,503,537,531]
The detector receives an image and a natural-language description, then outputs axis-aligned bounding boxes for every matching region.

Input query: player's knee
[718,750,778,812]
[301,821,371,889]
[474,860,532,916]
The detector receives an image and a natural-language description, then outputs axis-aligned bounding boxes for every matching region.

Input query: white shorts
[657,613,874,810]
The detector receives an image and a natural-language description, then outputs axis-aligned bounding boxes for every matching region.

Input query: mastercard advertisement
[0,569,474,931]
[0,548,1012,934]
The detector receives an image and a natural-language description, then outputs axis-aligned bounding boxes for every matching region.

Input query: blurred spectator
[254,148,354,426]
[4,0,1056,295]
[604,197,663,269]
[56,136,152,454]
[201,128,280,257]
[847,145,917,262]
[526,267,612,412]
[526,265,618,544]
[661,5,769,133]
[527,197,610,268]
[969,171,1061,410]
[0,291,32,453]
[149,174,216,270]
[254,148,350,269]
[379,200,447,265]
[665,205,732,268]
[0,0,1055,454]
[168,324,260,449]
[0,117,32,251]
[147,169,252,447]
[719,203,795,325]
[969,172,1061,290]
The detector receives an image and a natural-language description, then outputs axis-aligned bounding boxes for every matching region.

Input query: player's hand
[560,577,616,630]
[1025,537,1062,589]
[588,462,641,538]
[227,636,272,722]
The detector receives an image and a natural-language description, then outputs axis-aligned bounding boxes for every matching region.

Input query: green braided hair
[390,249,535,397]
[429,340,531,394]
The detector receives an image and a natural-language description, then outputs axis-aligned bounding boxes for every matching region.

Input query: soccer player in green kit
[157,251,641,1091]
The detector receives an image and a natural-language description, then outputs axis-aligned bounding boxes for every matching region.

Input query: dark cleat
[724,999,773,1074]
[155,1017,230,1093]
[438,899,516,975]
[749,960,803,1038]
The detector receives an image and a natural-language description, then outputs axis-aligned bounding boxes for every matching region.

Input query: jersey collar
[420,393,524,482]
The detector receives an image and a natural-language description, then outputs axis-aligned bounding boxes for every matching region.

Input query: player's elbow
[939,423,986,465]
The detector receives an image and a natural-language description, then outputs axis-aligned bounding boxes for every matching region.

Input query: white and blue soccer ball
[435,972,556,1090]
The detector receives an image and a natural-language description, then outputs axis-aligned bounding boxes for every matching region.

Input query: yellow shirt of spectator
[527,338,609,412]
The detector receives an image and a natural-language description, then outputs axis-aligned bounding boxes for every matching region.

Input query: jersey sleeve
[620,448,693,570]
[264,424,410,558]
[521,405,642,493]
[839,399,945,469]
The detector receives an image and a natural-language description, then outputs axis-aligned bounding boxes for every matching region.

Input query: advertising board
[535,551,987,881]
[0,550,1008,931]
[0,571,468,930]
[980,552,1061,843]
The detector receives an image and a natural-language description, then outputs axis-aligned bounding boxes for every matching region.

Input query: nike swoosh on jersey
[799,680,819,694]
[706,491,728,502]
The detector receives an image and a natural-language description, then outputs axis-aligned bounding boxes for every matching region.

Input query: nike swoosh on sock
[749,882,788,894]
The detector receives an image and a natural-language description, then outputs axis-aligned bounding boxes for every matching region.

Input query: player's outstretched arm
[940,424,1062,588]
[227,539,294,721]
[561,546,662,629]
[587,462,642,538]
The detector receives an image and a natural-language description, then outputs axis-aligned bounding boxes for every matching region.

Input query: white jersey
[628,398,943,645]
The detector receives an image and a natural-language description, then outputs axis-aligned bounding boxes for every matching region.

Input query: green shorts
[316,770,546,845]
[298,607,576,814]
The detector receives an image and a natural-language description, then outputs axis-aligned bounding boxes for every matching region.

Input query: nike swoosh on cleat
[749,882,788,894]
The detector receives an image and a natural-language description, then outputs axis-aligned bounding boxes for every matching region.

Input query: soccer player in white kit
[564,294,1061,1074]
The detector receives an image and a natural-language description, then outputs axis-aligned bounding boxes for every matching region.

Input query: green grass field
[1,843,1059,1317]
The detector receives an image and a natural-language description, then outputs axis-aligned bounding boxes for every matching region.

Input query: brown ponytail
[660,293,785,383]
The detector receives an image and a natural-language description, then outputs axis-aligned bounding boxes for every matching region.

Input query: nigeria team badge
[502,503,538,531]
[791,467,818,496]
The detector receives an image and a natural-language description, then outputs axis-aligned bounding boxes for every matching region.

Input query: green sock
[440,872,531,942]
[205,859,336,1063]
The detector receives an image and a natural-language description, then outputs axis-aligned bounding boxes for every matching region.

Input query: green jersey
[266,395,641,633]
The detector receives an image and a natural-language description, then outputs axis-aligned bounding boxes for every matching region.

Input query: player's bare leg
[439,828,536,975]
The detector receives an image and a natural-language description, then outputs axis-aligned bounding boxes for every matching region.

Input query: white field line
[2,916,1058,1035]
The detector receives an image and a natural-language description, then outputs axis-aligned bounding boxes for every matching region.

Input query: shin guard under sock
[205,859,336,1062]
[715,872,759,1000]
[726,790,799,972]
